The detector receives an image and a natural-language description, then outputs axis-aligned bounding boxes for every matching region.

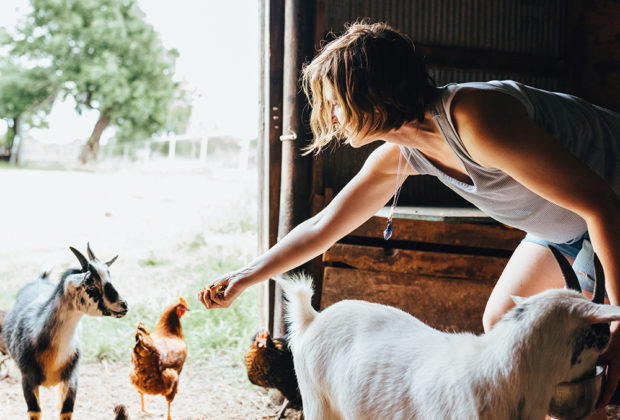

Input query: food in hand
[212,283,227,299]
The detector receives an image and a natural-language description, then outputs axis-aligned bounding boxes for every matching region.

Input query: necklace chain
[384,123,419,240]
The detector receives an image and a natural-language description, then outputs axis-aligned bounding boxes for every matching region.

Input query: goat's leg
[0,355,9,378]
[58,376,77,420]
[21,378,41,420]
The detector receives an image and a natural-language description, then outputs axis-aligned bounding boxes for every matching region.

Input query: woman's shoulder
[450,83,531,125]
[446,80,534,119]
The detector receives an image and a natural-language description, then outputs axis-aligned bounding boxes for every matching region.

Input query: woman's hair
[302,21,436,153]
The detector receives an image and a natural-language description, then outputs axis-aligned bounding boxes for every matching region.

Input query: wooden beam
[323,243,508,282]
[416,44,567,77]
[350,215,525,251]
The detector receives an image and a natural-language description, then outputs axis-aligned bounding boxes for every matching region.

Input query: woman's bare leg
[482,241,571,332]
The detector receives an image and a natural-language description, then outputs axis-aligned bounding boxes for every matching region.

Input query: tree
[0,57,58,163]
[13,0,182,163]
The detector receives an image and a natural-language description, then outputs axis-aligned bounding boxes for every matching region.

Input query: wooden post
[258,0,285,332]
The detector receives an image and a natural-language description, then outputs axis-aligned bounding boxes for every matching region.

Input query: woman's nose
[331,105,339,125]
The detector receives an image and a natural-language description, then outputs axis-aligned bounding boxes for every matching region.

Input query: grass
[138,252,168,267]
[81,252,260,364]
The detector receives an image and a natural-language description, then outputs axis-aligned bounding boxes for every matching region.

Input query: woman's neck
[382,111,442,149]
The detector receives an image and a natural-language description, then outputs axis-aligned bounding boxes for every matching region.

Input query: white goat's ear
[511,295,526,306]
[64,271,91,292]
[586,304,620,324]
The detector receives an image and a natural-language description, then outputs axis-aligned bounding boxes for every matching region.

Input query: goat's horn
[592,253,606,304]
[549,246,581,293]
[86,242,96,260]
[106,255,118,267]
[69,246,89,270]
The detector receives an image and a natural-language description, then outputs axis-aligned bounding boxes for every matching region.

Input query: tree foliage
[0,54,58,160]
[11,0,187,162]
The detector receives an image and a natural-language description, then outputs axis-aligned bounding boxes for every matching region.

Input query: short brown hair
[302,21,436,153]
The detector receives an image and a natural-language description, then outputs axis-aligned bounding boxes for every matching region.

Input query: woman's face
[325,85,346,129]
[324,84,378,148]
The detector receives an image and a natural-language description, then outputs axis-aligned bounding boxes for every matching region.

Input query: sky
[0,0,260,143]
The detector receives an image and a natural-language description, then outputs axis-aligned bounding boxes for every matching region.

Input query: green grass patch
[138,252,167,267]
[187,234,207,251]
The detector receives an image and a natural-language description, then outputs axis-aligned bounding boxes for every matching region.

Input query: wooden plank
[323,243,507,283]
[350,215,525,251]
[321,267,492,333]
[375,206,497,223]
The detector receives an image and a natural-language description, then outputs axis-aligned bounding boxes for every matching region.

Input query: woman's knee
[482,294,512,332]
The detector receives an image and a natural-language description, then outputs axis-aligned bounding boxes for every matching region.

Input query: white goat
[279,247,620,420]
[2,243,128,420]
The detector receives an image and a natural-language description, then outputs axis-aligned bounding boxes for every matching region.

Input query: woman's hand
[198,269,251,309]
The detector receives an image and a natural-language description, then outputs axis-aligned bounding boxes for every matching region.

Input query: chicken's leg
[167,400,172,420]
[276,399,291,419]
[139,392,156,416]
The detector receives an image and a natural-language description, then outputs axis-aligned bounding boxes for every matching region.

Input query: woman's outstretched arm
[198,142,415,309]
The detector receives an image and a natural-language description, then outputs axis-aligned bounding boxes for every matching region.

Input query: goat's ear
[105,255,118,267]
[64,271,91,292]
[69,246,89,270]
[586,304,620,324]
[511,295,526,306]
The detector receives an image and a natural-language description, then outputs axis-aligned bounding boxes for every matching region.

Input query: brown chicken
[245,330,301,417]
[130,297,189,420]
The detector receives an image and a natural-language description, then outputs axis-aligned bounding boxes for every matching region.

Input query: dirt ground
[0,161,301,420]
[0,358,301,420]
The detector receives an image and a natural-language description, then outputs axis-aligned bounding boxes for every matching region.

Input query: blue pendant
[383,220,393,240]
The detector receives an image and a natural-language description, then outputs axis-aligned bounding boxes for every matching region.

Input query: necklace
[384,148,409,240]
[384,124,418,240]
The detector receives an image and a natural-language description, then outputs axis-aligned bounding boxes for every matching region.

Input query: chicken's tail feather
[276,273,317,343]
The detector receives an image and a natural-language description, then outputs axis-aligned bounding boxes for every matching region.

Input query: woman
[199,22,620,413]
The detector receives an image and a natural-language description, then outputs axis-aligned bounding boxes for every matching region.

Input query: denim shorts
[522,232,597,292]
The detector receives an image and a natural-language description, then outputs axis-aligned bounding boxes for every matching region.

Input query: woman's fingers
[198,278,234,309]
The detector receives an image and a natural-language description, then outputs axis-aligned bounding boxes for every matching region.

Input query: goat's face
[67,244,128,318]
[516,289,620,382]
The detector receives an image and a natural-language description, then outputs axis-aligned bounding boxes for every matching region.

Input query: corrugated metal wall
[324,0,569,90]
[319,0,573,206]
[327,0,567,54]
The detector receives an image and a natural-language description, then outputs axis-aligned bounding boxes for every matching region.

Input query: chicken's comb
[179,296,188,307]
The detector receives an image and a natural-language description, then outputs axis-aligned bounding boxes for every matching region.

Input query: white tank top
[401,80,620,243]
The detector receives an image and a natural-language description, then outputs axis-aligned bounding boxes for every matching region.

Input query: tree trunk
[9,117,21,164]
[79,111,111,164]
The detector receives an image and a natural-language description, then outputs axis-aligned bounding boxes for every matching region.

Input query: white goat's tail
[276,273,318,343]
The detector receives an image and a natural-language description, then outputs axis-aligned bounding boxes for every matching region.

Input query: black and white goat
[279,247,620,420]
[2,243,128,420]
